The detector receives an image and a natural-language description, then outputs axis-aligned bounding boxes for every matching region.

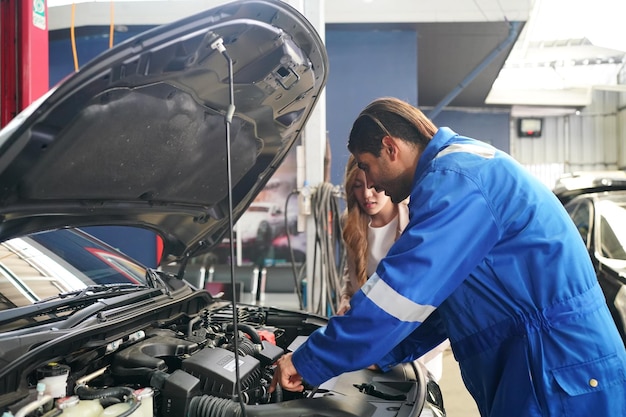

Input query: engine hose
[76,385,140,417]
[263,371,282,403]
[100,396,122,408]
[235,337,257,356]
[75,384,134,401]
[226,324,262,344]
[271,384,283,403]
[187,316,202,338]
[189,395,242,417]
[14,394,53,417]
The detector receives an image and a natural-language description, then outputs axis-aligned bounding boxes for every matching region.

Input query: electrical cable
[307,183,346,316]
[70,1,113,71]
[284,190,305,310]
[109,0,115,49]
[70,3,79,71]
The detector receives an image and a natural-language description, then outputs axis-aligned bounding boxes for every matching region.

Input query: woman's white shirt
[367,215,399,277]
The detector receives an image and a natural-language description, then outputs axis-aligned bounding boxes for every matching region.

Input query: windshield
[596,199,626,261]
[0,228,147,310]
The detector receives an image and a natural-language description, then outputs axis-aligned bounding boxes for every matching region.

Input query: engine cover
[182,347,261,399]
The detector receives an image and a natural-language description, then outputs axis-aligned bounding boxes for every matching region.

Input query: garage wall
[431,108,510,152]
[513,89,626,189]
[325,29,418,188]
[324,28,514,189]
[619,65,626,168]
[49,27,152,87]
[570,91,620,172]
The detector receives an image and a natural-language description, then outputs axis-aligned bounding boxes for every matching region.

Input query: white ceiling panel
[47,0,626,110]
[47,0,532,30]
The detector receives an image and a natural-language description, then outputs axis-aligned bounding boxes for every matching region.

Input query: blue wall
[324,29,511,187]
[49,27,151,87]
[432,109,510,152]
[325,29,418,187]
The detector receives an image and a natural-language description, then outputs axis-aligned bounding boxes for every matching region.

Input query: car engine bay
[1,293,442,417]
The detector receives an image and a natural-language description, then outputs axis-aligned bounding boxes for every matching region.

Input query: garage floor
[439,349,481,417]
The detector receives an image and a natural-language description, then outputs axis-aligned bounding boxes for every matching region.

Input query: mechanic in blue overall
[270,97,626,416]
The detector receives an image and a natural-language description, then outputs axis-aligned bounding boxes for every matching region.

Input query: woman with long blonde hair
[339,155,406,313]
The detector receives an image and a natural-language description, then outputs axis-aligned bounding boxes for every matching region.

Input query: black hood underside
[0,0,328,263]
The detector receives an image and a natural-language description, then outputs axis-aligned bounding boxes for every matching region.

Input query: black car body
[0,1,445,416]
[555,171,626,345]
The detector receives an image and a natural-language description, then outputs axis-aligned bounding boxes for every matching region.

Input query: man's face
[353,151,411,204]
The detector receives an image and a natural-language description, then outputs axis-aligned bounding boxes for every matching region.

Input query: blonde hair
[342,155,370,288]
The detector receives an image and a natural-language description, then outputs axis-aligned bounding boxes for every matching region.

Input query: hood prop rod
[210,33,248,417]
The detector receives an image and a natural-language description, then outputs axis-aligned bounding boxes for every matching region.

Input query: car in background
[553,170,626,204]
[554,171,626,345]
[0,1,446,417]
[214,201,299,265]
[235,202,294,246]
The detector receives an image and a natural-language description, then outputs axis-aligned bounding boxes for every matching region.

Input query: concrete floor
[439,348,481,417]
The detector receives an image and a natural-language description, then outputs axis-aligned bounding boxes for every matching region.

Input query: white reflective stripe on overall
[362,272,435,322]
[435,143,496,159]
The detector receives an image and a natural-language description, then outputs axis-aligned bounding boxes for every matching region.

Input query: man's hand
[269,352,304,393]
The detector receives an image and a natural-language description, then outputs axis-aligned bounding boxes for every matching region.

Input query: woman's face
[351,169,393,217]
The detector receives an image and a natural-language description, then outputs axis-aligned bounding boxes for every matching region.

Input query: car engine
[3,302,326,417]
[0,231,447,417]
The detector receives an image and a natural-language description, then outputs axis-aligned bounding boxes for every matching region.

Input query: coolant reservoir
[132,387,154,417]
[37,363,70,398]
[57,396,104,417]
[100,402,132,417]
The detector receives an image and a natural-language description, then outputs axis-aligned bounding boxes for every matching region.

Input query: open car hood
[0,0,327,263]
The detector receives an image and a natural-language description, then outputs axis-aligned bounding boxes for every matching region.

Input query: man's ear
[381,135,398,160]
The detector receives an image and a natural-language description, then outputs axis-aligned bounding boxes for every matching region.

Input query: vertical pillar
[280,0,327,313]
[0,0,18,127]
[303,0,327,315]
[0,0,49,127]
[21,0,49,107]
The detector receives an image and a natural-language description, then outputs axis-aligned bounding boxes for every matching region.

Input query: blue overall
[292,127,626,416]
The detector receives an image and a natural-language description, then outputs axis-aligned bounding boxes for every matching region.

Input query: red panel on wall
[20,0,49,107]
[0,0,18,127]
[1,0,49,128]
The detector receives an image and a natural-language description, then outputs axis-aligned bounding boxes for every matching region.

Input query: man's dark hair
[348,97,437,156]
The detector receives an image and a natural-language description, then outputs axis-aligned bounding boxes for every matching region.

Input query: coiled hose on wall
[308,182,345,316]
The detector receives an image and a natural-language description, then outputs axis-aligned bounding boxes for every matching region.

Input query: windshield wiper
[35,283,149,304]
[145,268,171,296]
[0,271,178,331]
[0,286,162,330]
